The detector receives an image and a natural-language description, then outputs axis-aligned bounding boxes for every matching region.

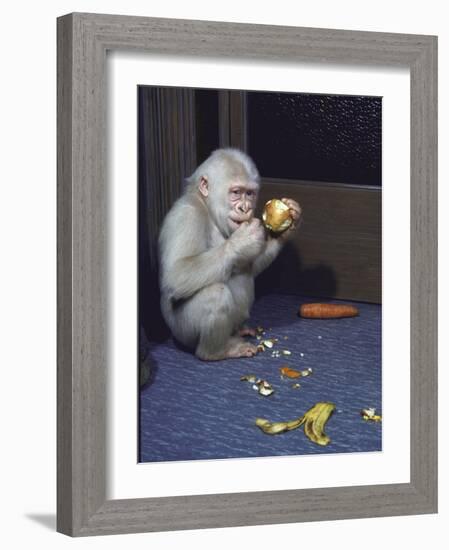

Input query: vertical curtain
[138,86,197,341]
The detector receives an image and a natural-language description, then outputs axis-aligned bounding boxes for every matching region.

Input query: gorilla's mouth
[228,218,246,231]
[229,215,251,226]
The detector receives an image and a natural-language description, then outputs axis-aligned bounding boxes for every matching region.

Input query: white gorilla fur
[159,148,286,361]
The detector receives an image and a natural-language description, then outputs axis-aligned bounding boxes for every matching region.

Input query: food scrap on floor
[139,294,381,462]
[361,407,382,422]
[255,402,336,446]
[241,374,275,397]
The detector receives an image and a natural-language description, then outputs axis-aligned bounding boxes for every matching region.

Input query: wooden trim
[218,90,230,147]
[218,91,248,149]
[57,12,437,536]
[229,91,248,150]
[57,12,109,534]
[256,179,382,303]
[409,38,438,507]
[263,176,381,191]
[57,13,74,536]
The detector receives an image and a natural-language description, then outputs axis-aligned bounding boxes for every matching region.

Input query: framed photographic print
[57,12,437,536]
[137,86,383,465]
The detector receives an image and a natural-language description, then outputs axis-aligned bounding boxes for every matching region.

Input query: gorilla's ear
[198,176,209,197]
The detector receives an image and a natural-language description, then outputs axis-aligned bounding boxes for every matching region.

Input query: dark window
[247,92,382,186]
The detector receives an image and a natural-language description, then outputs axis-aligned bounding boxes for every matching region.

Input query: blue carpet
[139,294,382,462]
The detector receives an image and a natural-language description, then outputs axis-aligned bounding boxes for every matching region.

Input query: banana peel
[303,402,335,446]
[255,402,336,446]
[255,416,305,435]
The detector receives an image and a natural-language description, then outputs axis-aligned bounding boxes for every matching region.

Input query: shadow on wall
[139,325,158,388]
[139,248,170,344]
[138,243,168,386]
[25,514,56,531]
[255,241,338,300]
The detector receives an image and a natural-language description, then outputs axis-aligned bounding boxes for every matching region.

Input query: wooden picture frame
[57,12,437,536]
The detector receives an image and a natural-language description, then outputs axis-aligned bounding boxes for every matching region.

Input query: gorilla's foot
[226,338,258,358]
[196,337,257,361]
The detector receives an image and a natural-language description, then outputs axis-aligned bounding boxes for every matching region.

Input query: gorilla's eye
[230,189,241,200]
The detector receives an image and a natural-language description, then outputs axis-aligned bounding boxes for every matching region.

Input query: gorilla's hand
[228,218,266,263]
[275,198,302,243]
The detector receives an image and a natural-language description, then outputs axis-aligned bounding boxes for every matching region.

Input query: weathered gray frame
[57,12,438,537]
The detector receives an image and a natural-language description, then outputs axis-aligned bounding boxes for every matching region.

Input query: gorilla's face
[226,180,259,234]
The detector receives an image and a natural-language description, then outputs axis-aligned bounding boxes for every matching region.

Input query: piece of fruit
[303,402,335,446]
[255,401,335,446]
[262,199,293,233]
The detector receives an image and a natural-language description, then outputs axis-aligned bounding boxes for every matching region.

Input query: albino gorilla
[159,148,301,360]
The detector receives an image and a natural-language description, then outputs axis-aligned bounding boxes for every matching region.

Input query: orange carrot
[299,303,359,319]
